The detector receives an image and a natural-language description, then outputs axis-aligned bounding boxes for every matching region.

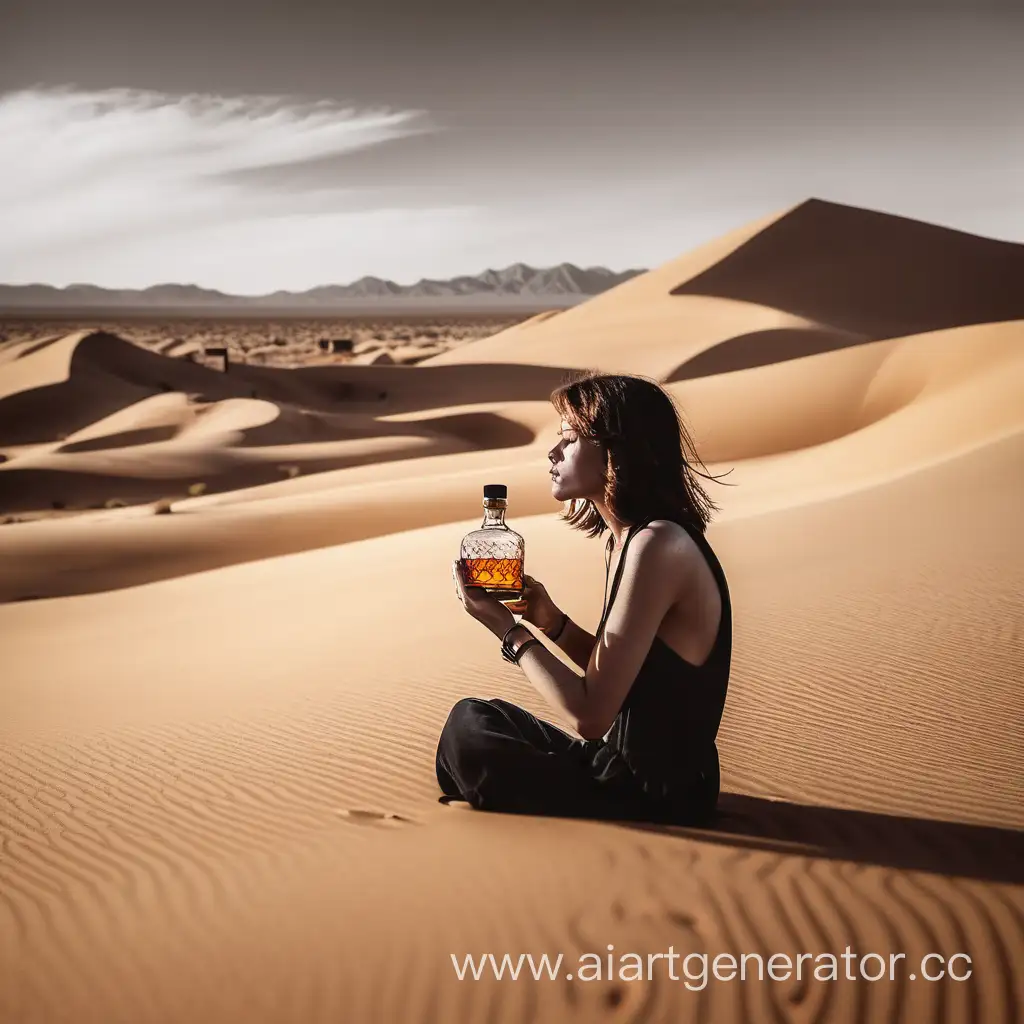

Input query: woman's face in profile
[548,418,605,502]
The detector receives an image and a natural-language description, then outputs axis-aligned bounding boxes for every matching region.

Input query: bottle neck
[481,503,507,528]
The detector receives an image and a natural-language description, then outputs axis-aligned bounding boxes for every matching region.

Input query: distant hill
[0,264,647,312]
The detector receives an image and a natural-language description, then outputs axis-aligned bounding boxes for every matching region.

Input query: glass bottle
[459,484,525,602]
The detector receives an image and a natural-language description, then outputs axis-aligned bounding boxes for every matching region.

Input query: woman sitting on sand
[439,372,733,824]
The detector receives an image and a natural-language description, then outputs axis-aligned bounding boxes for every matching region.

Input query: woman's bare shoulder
[634,520,701,569]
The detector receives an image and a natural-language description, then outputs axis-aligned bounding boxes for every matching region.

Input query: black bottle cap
[483,484,507,500]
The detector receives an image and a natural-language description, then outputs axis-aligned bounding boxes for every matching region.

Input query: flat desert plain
[1,199,1022,1024]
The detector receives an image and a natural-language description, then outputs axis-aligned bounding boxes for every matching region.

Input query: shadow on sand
[630,792,1024,886]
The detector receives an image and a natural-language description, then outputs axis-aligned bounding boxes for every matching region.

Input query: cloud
[0,85,481,290]
[2,81,1020,293]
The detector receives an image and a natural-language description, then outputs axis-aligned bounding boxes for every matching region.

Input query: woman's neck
[592,499,632,551]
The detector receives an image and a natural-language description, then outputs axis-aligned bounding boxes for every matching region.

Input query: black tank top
[586,516,732,815]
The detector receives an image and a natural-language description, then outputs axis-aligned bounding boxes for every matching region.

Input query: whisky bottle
[460,484,525,602]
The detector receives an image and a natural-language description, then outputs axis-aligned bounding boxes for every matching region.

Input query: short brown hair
[550,370,733,539]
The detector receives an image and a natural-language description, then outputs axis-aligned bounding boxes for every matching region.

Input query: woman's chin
[550,478,573,501]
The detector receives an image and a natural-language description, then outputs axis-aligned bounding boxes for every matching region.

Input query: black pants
[435,697,717,823]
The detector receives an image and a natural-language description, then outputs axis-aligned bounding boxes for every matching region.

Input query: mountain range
[0,263,646,311]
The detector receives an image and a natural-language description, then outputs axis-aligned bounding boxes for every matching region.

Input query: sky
[1,0,1021,293]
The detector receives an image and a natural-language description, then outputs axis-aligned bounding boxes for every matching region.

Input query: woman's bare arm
[505,575,597,673]
[544,613,597,673]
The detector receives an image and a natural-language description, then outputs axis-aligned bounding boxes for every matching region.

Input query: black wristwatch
[501,623,540,665]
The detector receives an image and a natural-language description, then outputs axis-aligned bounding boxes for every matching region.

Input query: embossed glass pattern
[460,484,525,601]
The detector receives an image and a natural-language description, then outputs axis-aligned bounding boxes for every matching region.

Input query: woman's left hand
[452,559,516,638]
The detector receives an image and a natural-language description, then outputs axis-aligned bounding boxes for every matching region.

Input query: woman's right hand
[503,574,561,633]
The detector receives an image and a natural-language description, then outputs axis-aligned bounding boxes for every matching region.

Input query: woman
[438,371,733,824]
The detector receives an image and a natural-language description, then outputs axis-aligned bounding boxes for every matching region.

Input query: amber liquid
[462,557,523,601]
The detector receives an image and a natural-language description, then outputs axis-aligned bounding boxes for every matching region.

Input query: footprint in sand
[337,808,419,827]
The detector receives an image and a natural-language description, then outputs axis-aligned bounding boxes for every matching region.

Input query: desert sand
[1,198,1022,1024]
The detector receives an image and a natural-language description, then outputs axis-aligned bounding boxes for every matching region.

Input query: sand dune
[424,198,1024,380]
[2,316,1018,599]
[666,324,869,381]
[1,199,1022,1024]
[0,331,573,514]
[671,197,1024,338]
[2,433,1021,1024]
